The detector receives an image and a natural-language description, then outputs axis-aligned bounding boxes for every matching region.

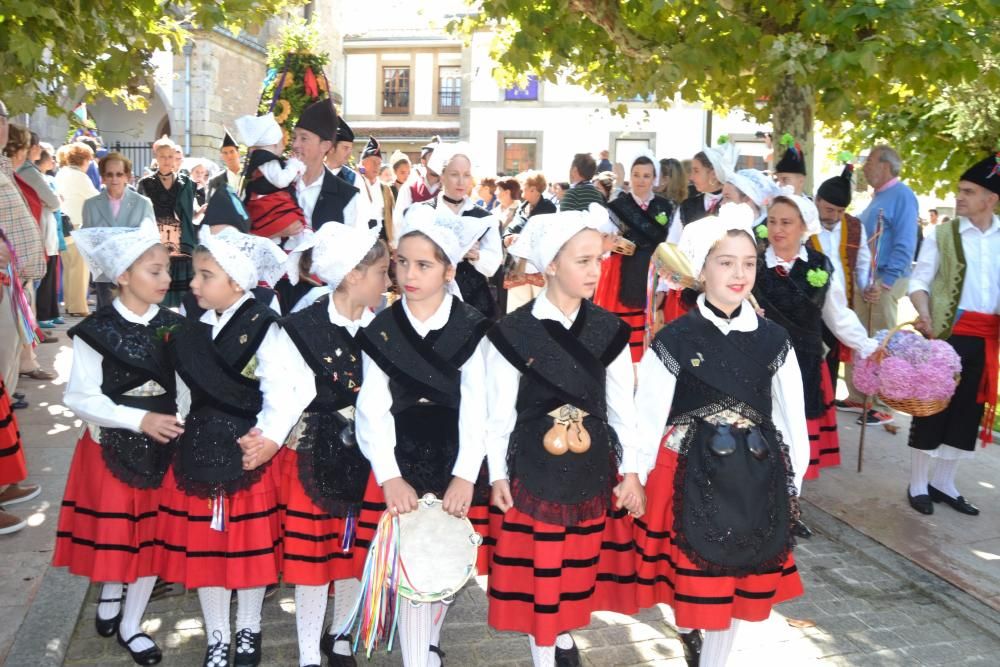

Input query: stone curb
[4,566,89,666]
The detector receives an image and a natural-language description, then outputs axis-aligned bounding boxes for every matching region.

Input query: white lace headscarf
[678,202,757,277]
[197,226,287,290]
[509,203,608,274]
[770,186,821,242]
[398,203,471,299]
[286,221,382,290]
[71,218,162,284]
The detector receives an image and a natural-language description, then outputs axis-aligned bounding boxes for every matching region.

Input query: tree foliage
[456,0,1000,195]
[0,0,305,117]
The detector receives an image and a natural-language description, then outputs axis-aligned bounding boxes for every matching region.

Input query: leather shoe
[791,520,813,539]
[555,640,580,667]
[95,599,123,637]
[11,399,28,410]
[928,485,979,515]
[907,489,934,515]
[118,631,162,665]
[19,368,57,381]
[320,629,357,666]
[679,630,702,667]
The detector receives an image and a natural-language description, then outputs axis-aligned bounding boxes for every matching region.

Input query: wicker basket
[872,321,956,418]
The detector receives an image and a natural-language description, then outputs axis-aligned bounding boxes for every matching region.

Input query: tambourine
[612,237,636,256]
[397,495,482,602]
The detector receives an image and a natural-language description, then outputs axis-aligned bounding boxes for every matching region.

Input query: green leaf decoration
[837,150,855,163]
[655,212,668,225]
[780,133,795,148]
[806,268,830,288]
[717,135,729,145]
[755,224,769,239]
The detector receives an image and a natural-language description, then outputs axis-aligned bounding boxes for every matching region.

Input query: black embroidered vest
[489,300,630,526]
[358,299,490,498]
[678,191,721,226]
[169,299,277,497]
[752,246,834,417]
[608,194,674,308]
[282,298,370,515]
[653,309,798,576]
[69,306,182,488]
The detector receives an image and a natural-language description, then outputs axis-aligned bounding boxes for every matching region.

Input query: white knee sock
[294,584,328,667]
[236,586,266,633]
[931,458,961,498]
[426,599,451,667]
[118,576,156,652]
[331,578,360,655]
[98,582,124,620]
[398,601,433,667]
[528,635,555,667]
[701,620,741,667]
[909,449,931,496]
[198,587,232,645]
[555,633,574,650]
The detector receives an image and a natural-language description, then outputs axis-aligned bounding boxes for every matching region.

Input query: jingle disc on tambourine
[653,242,700,289]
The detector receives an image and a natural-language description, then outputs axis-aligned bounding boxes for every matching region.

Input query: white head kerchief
[286,221,382,290]
[71,218,162,284]
[426,141,473,177]
[398,204,472,299]
[678,202,757,278]
[198,226,287,291]
[509,203,608,274]
[234,113,283,148]
[389,150,410,167]
[727,169,780,209]
[702,141,741,185]
[771,185,821,242]
[631,149,660,187]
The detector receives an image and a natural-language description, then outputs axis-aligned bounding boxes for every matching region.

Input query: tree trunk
[771,75,815,193]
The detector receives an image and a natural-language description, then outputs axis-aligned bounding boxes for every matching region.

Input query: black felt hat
[336,118,355,144]
[202,185,250,233]
[959,151,1000,196]
[361,136,381,160]
[817,163,854,207]
[775,134,807,175]
[295,99,338,143]
[221,128,237,150]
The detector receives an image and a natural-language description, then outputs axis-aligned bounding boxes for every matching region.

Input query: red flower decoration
[304,67,319,99]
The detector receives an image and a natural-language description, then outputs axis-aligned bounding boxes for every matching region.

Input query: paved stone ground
[58,502,1000,667]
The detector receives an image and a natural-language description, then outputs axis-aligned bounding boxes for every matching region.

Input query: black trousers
[35,255,61,321]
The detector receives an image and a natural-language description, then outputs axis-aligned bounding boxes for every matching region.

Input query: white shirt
[355,294,489,485]
[909,215,1000,315]
[484,291,640,483]
[225,169,240,191]
[64,299,190,432]
[764,246,877,359]
[359,176,385,223]
[296,166,363,230]
[437,193,503,279]
[198,293,315,445]
[813,218,871,294]
[259,156,305,189]
[633,295,811,492]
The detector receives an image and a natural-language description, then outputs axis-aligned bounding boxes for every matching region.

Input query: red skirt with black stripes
[52,431,159,582]
[634,445,803,630]
[278,449,368,585]
[487,503,637,645]
[154,461,282,590]
[804,365,839,480]
[593,253,647,363]
[0,380,27,486]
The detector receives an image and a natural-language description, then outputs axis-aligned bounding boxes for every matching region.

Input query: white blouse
[64,299,190,432]
[484,291,640,483]
[634,296,811,492]
[355,294,489,485]
[197,293,315,446]
[764,246,877,359]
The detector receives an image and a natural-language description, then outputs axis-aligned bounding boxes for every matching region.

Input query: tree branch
[566,0,661,62]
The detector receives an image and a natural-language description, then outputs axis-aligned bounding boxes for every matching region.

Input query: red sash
[952,311,1000,445]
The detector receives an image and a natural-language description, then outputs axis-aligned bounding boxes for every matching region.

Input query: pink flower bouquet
[853,328,962,413]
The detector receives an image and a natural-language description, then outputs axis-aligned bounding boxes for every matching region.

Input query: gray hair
[871,145,902,176]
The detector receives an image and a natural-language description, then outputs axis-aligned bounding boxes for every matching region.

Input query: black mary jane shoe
[117,631,163,666]
[908,488,934,515]
[555,640,581,667]
[679,630,703,667]
[95,596,123,637]
[429,645,446,666]
[928,485,980,516]
[233,628,262,667]
[203,631,231,667]
[321,629,357,666]
[791,520,813,539]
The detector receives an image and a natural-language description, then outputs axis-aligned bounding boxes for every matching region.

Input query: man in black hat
[774,136,807,194]
[207,129,241,200]
[904,151,1000,517]
[811,163,872,399]
[357,136,396,244]
[324,118,357,186]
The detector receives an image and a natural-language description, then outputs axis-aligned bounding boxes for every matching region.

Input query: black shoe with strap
[429,644,446,666]
[321,629,357,666]
[555,639,581,667]
[203,630,230,667]
[928,485,980,515]
[908,488,934,515]
[95,595,124,637]
[233,628,262,666]
[679,630,702,667]
[118,631,163,666]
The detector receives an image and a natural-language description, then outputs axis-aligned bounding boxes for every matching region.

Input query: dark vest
[281,298,370,516]
[652,308,797,576]
[181,286,275,321]
[752,246,834,418]
[488,300,630,526]
[310,170,358,232]
[69,306,182,488]
[169,298,277,498]
[678,191,721,226]
[245,149,294,197]
[609,193,674,308]
[357,299,490,498]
